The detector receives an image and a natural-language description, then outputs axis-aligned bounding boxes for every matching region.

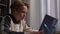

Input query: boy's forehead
[16,6,27,12]
[23,6,28,12]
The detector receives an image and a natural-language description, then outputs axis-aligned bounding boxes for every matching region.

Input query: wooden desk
[56,31,60,34]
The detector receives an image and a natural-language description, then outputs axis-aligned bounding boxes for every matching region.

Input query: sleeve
[1,16,24,34]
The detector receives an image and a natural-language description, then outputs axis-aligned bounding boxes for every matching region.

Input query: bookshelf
[0,0,9,34]
[0,0,9,16]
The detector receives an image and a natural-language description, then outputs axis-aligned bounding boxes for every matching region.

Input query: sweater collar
[8,14,20,24]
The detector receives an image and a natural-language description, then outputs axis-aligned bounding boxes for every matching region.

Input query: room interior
[0,0,60,34]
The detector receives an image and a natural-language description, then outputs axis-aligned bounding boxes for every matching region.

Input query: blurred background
[0,0,60,34]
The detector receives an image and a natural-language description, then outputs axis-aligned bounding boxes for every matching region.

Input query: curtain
[30,0,60,31]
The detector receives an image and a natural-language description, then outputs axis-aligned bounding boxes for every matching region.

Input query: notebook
[39,15,58,34]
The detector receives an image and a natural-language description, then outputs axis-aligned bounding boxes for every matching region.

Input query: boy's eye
[21,11,26,13]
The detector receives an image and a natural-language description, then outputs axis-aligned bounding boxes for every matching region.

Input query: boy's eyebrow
[20,11,25,13]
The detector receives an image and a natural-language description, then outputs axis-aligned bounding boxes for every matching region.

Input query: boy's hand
[30,30,44,34]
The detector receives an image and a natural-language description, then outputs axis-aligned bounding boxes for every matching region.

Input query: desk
[56,31,60,34]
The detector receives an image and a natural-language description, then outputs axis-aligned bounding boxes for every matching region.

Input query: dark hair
[10,0,29,11]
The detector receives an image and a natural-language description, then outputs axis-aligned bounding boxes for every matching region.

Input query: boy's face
[20,6,28,20]
[15,6,28,20]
